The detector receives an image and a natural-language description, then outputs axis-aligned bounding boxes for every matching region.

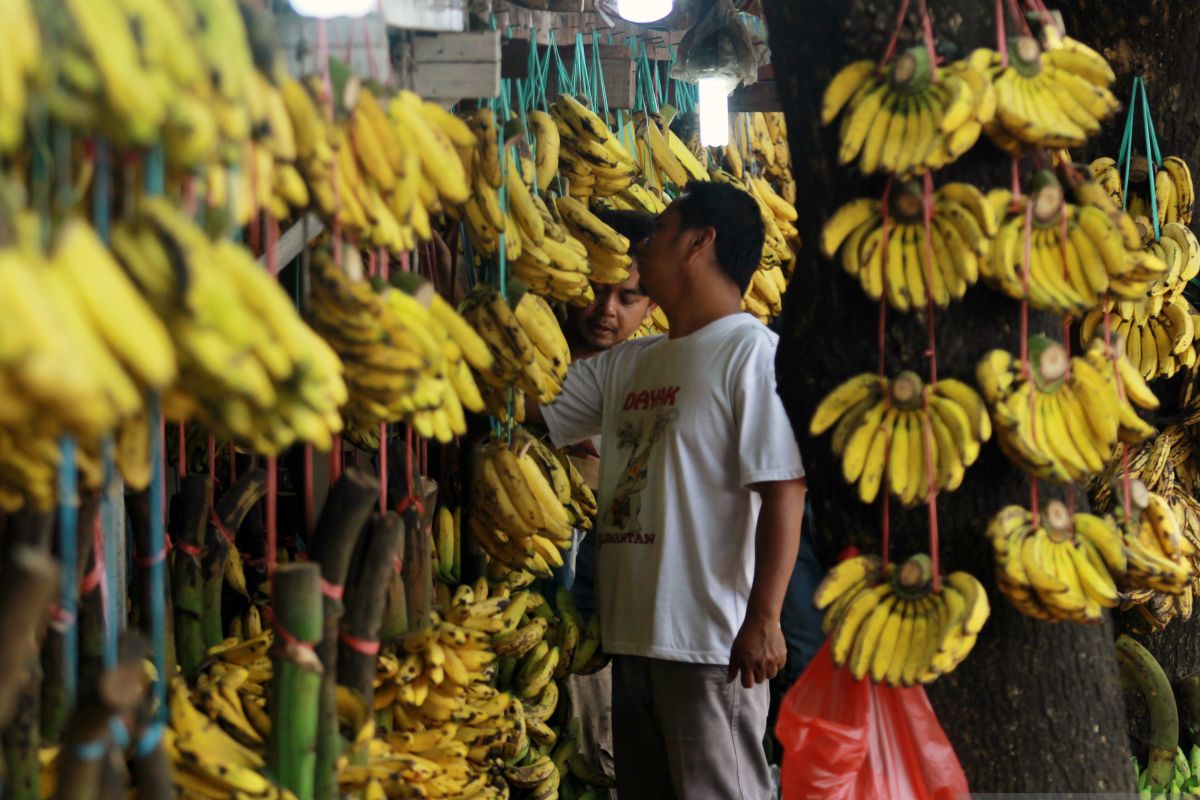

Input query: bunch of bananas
[822,46,994,176]
[814,553,989,685]
[976,336,1157,483]
[731,112,796,201]
[1114,479,1197,596]
[1132,744,1200,798]
[508,188,596,307]
[1089,428,1200,631]
[434,505,463,585]
[987,501,1125,622]
[459,285,570,407]
[110,197,346,455]
[983,173,1166,314]
[554,195,632,283]
[549,94,641,199]
[306,249,491,445]
[0,0,37,153]
[820,181,996,310]
[626,111,707,195]
[809,371,991,504]
[468,429,595,578]
[164,670,293,800]
[1092,154,1194,228]
[0,213,177,508]
[975,31,1119,153]
[1081,294,1199,380]
[604,181,669,215]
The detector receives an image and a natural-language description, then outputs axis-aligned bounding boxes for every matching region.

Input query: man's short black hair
[594,209,656,251]
[670,181,764,295]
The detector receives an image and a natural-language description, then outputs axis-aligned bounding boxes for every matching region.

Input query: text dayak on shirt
[621,385,681,411]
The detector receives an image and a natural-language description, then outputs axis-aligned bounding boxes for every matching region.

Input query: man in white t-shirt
[541,182,806,799]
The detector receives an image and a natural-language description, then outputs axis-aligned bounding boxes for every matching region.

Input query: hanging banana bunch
[975,336,1157,483]
[814,553,989,685]
[821,46,995,176]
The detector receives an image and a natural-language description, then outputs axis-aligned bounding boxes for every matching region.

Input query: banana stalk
[338,512,406,746]
[1117,634,1178,790]
[268,563,324,800]
[126,489,176,683]
[200,525,229,649]
[1179,672,1200,750]
[307,468,378,800]
[172,476,214,680]
[402,475,437,632]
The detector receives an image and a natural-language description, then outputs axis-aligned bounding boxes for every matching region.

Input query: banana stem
[1178,672,1200,746]
[307,469,378,800]
[268,564,323,800]
[1117,634,1178,789]
[200,530,229,649]
[401,476,437,633]
[171,476,213,681]
[340,513,406,720]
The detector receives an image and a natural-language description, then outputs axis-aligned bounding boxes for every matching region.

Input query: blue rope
[147,392,167,721]
[57,435,79,710]
[100,436,119,669]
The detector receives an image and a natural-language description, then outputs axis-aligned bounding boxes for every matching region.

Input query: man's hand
[727,611,787,688]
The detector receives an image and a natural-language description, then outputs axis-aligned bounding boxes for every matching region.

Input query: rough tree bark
[761,0,1136,792]
[1063,2,1200,753]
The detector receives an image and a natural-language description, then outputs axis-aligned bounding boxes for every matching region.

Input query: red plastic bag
[776,641,969,800]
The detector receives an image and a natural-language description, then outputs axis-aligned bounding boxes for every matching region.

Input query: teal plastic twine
[1116,76,1166,240]
[92,137,119,671]
[144,145,168,721]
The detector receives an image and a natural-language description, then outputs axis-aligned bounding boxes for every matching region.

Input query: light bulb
[289,0,376,19]
[616,0,673,24]
[698,74,738,147]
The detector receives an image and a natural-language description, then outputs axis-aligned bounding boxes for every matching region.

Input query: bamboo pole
[306,468,377,800]
[268,563,323,800]
[339,512,405,710]
[171,476,212,680]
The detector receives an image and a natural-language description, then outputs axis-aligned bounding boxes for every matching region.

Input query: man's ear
[688,226,717,257]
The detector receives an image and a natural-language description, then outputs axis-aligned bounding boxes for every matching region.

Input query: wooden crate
[403,30,502,101]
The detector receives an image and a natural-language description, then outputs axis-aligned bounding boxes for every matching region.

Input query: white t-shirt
[542,313,804,664]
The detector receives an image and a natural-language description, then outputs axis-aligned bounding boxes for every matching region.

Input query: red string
[330,435,343,484]
[159,414,168,525]
[80,515,109,637]
[264,606,316,652]
[879,0,913,68]
[1101,308,1134,521]
[368,248,378,278]
[210,507,236,549]
[339,630,380,655]
[134,537,171,568]
[393,556,403,573]
[266,456,278,578]
[996,0,1009,68]
[266,216,280,278]
[379,247,390,281]
[921,396,942,590]
[880,440,892,562]
[1019,198,1033,369]
[921,172,939,384]
[178,422,186,478]
[915,0,938,74]
[1005,0,1033,36]
[303,444,315,536]
[1025,0,1063,36]
[379,422,388,515]
[175,540,202,560]
[319,577,344,601]
[182,174,197,218]
[877,178,894,378]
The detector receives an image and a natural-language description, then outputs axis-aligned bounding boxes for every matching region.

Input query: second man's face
[576,262,654,350]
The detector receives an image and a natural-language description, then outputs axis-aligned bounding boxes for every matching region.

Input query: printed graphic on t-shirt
[600,401,678,544]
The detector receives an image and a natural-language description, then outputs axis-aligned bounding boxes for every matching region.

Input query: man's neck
[662,293,743,339]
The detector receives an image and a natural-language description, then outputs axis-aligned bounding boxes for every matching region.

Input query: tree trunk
[761,0,1134,792]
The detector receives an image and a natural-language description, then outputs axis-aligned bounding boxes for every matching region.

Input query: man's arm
[727,477,807,688]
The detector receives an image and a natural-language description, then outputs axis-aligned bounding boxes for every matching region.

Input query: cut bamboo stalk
[171,476,213,680]
[339,512,405,710]
[402,491,434,632]
[54,635,149,800]
[268,562,323,800]
[306,468,377,800]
